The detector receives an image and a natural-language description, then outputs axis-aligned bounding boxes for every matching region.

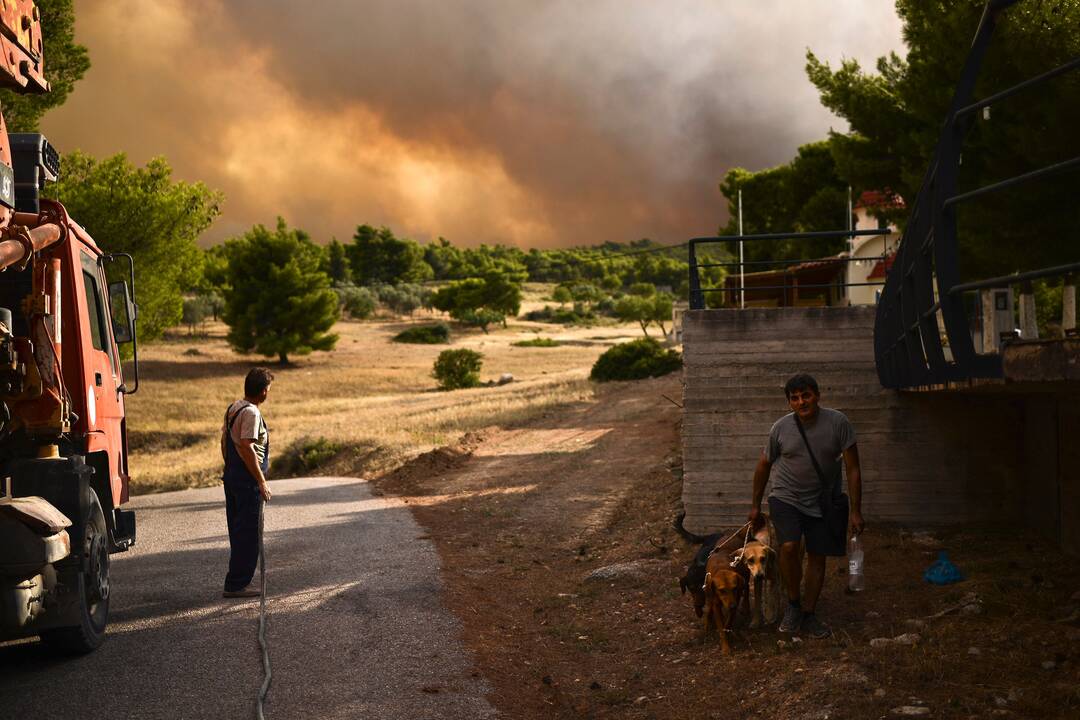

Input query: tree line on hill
[187,222,728,361]
[47,144,717,363]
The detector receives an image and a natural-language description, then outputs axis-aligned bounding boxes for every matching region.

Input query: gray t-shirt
[765,408,856,517]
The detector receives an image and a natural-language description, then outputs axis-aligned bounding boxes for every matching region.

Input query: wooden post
[981,288,997,353]
[1019,281,1038,340]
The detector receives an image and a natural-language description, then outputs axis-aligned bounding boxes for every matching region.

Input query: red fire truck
[0,0,137,653]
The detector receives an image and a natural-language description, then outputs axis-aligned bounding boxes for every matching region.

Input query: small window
[80,252,118,373]
[82,270,107,352]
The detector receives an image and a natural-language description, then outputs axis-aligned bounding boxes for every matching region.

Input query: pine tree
[223,218,339,364]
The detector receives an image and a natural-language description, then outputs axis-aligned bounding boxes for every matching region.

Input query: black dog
[674,511,726,618]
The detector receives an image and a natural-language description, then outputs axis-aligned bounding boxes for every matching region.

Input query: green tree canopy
[326,238,351,285]
[805,0,1080,277]
[430,271,523,333]
[0,0,90,131]
[222,218,339,363]
[718,140,851,262]
[348,225,433,285]
[49,152,221,341]
[616,289,675,337]
[197,244,230,294]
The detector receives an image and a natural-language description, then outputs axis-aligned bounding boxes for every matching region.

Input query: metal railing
[687,228,892,310]
[874,0,1080,389]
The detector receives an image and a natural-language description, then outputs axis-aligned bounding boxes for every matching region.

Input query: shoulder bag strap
[793,414,831,494]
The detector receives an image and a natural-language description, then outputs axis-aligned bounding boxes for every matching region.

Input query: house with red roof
[847,190,903,305]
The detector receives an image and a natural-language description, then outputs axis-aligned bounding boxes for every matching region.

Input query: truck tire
[39,489,110,654]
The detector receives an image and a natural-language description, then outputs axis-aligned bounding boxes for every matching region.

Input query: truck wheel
[40,490,110,654]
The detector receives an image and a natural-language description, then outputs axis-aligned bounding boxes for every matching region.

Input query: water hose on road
[257,500,271,719]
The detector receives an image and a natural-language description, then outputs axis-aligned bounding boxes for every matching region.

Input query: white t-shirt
[224,400,268,464]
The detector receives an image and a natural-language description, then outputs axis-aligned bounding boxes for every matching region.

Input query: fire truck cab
[0,3,140,649]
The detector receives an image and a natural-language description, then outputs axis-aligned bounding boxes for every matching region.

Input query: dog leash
[707,520,752,558]
[705,520,757,569]
[731,521,756,567]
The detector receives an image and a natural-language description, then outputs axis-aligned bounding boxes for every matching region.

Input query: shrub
[433,348,483,390]
[590,338,682,382]
[336,284,377,319]
[379,283,424,316]
[512,337,560,347]
[456,307,505,333]
[523,305,597,326]
[393,323,450,344]
[271,436,343,476]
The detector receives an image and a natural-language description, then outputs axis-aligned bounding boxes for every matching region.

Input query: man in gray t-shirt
[748,373,864,639]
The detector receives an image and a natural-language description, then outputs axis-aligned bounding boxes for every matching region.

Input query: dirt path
[373,376,1080,720]
[372,375,684,718]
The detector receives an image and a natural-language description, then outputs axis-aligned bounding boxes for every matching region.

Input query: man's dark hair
[784,373,819,398]
[245,367,275,397]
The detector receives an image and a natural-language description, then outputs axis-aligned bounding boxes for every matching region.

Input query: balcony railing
[874,0,1080,389]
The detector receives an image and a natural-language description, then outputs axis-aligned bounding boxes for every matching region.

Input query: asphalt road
[0,477,496,720]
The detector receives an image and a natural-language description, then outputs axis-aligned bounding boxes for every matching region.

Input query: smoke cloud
[42,0,903,247]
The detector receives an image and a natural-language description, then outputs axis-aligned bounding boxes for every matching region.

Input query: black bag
[793,415,849,556]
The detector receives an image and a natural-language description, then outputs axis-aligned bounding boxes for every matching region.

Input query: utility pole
[847,185,854,304]
[738,189,745,309]
[847,185,854,253]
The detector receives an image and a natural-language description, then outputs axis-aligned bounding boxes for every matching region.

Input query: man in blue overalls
[221,368,274,598]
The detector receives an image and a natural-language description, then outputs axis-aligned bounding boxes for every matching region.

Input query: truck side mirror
[109,280,136,344]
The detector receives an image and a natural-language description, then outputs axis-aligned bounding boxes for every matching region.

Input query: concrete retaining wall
[680,307,1079,553]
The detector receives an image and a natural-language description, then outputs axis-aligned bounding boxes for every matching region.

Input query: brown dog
[676,513,768,622]
[731,540,781,628]
[702,554,747,654]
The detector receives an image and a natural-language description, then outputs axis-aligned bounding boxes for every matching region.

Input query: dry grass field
[124,289,647,494]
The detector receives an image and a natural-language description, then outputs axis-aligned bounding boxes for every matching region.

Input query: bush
[393,323,450,344]
[523,304,597,326]
[456,307,505,333]
[336,285,378,319]
[512,337,560,347]
[378,283,424,316]
[433,348,483,390]
[590,338,682,382]
[271,436,343,476]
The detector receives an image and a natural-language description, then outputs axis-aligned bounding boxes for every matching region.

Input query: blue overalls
[222,404,269,593]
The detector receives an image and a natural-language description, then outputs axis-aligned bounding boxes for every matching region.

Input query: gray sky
[43,0,905,247]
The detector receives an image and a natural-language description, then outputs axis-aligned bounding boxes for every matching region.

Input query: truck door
[78,249,124,501]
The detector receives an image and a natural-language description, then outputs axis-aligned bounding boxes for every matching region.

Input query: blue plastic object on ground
[924,551,964,585]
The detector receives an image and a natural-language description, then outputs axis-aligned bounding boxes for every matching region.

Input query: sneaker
[801,612,832,639]
[779,603,802,633]
[223,586,261,598]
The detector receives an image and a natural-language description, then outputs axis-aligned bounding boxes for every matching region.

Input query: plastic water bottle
[848,534,865,592]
